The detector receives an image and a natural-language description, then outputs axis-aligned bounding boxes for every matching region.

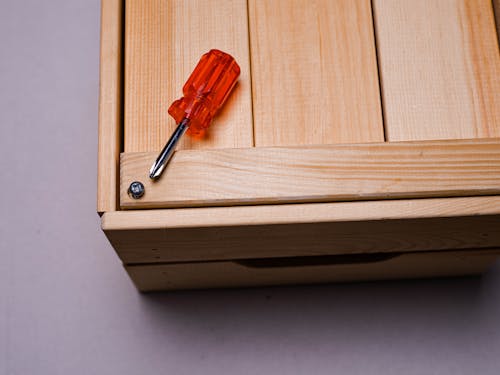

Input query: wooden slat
[102,196,500,263]
[126,249,499,291]
[119,139,500,209]
[373,0,500,141]
[105,195,500,230]
[124,0,253,152]
[248,0,384,146]
[97,0,123,213]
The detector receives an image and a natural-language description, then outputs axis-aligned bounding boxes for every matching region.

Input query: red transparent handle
[168,49,240,135]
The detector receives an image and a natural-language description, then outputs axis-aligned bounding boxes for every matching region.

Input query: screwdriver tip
[149,162,163,180]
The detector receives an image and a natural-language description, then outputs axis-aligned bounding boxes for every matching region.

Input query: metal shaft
[149,118,190,179]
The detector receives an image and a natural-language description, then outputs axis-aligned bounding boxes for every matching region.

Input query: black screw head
[128,181,145,199]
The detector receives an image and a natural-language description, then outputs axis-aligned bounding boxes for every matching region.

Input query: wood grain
[126,249,499,291]
[248,0,384,146]
[373,0,500,141]
[105,195,500,230]
[124,0,253,152]
[97,0,123,213]
[102,196,500,263]
[119,139,500,209]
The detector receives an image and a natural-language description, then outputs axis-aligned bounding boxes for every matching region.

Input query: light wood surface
[126,249,499,291]
[104,195,500,231]
[101,0,500,290]
[248,0,384,146]
[124,0,253,152]
[102,196,500,263]
[119,139,500,209]
[97,0,123,213]
[373,0,500,141]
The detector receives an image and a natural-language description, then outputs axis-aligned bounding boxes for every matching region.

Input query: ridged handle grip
[168,49,240,134]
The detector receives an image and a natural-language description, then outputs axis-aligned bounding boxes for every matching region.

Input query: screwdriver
[149,49,241,179]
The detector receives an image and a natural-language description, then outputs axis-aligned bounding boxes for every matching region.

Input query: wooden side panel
[248,0,384,146]
[373,0,500,141]
[119,139,500,209]
[102,196,500,264]
[126,249,499,292]
[124,0,253,152]
[97,0,123,213]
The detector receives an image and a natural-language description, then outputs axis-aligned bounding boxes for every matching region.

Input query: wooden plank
[124,0,253,152]
[373,0,500,141]
[119,139,500,209]
[97,0,123,213]
[106,195,500,230]
[126,249,499,291]
[102,196,500,263]
[248,0,384,146]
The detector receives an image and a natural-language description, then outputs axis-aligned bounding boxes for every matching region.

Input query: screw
[128,181,145,199]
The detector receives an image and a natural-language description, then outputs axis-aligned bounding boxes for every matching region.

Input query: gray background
[1,1,500,373]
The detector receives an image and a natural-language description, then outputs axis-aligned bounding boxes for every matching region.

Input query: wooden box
[98,0,500,292]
